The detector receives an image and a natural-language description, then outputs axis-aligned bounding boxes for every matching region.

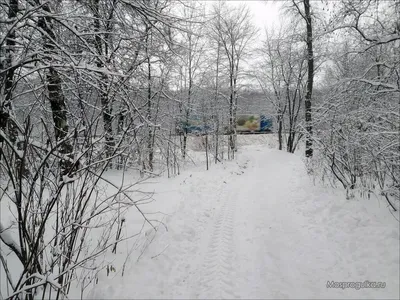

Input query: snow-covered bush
[0,116,156,299]
[311,3,399,210]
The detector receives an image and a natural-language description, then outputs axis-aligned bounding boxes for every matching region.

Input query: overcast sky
[201,0,286,50]
[231,0,284,31]
[202,0,284,32]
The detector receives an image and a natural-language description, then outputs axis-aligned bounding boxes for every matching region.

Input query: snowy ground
[78,136,400,299]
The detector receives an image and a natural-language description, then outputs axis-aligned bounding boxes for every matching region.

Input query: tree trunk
[214,40,221,163]
[182,34,193,160]
[46,67,73,153]
[183,111,188,159]
[0,0,19,145]
[147,56,153,171]
[278,116,283,150]
[37,2,73,176]
[228,80,234,159]
[145,24,154,171]
[228,63,236,159]
[93,0,115,165]
[303,0,314,157]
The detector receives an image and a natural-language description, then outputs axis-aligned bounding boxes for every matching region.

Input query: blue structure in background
[260,115,273,132]
[182,123,212,135]
[176,115,212,135]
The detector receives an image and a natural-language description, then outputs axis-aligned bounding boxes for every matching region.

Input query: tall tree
[292,0,314,158]
[36,0,74,175]
[176,2,207,159]
[90,0,117,164]
[259,23,307,153]
[0,0,18,145]
[211,3,257,159]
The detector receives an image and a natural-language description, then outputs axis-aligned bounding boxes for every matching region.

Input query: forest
[0,0,399,299]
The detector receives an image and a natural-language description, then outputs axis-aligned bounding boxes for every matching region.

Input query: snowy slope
[86,145,399,299]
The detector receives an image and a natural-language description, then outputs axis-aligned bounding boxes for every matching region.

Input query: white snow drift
[83,145,399,299]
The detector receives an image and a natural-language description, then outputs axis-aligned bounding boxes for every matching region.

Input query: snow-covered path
[88,146,399,299]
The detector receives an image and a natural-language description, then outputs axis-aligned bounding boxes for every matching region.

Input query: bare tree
[89,0,117,165]
[312,0,399,209]
[292,0,314,158]
[210,3,258,159]
[0,0,184,298]
[258,24,307,153]
[36,0,74,175]
[0,0,18,145]
[176,2,207,160]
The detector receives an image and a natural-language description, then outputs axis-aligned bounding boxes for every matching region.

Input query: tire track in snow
[165,163,236,298]
[197,196,238,299]
[195,162,249,299]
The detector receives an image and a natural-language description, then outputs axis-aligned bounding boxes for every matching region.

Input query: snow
[79,141,399,299]
[355,78,399,92]
[0,222,21,259]
[62,174,79,184]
